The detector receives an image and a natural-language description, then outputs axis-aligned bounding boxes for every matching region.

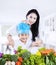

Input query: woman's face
[26,13,37,25]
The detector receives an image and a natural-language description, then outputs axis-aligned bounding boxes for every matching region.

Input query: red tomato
[18,57,23,62]
[16,61,21,65]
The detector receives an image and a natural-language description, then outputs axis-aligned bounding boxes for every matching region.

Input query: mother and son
[0,9,43,54]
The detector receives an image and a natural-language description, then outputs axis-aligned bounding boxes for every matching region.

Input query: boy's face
[18,34,29,43]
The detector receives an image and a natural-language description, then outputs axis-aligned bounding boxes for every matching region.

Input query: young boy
[14,22,32,50]
[14,22,43,54]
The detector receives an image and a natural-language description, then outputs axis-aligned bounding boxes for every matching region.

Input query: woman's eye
[30,16,32,18]
[34,18,36,20]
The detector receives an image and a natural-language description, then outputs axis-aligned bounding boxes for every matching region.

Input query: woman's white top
[6,22,32,38]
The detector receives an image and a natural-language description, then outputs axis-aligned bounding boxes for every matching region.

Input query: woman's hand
[31,40,42,47]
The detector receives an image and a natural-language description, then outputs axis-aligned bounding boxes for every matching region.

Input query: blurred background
[0,0,56,25]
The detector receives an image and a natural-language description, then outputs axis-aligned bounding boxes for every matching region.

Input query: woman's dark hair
[26,9,40,41]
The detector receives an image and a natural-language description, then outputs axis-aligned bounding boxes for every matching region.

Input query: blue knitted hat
[16,22,30,34]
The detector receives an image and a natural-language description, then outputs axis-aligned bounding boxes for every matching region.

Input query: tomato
[18,57,23,62]
[16,61,21,65]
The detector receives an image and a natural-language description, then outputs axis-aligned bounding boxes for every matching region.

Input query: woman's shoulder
[17,20,26,25]
[21,20,26,22]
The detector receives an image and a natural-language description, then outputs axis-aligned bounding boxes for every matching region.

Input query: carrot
[54,52,56,56]
[48,49,54,52]
[40,49,54,55]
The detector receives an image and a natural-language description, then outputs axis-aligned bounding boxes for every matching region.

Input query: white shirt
[14,38,32,50]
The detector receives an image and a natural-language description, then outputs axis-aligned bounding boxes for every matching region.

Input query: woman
[24,9,40,41]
